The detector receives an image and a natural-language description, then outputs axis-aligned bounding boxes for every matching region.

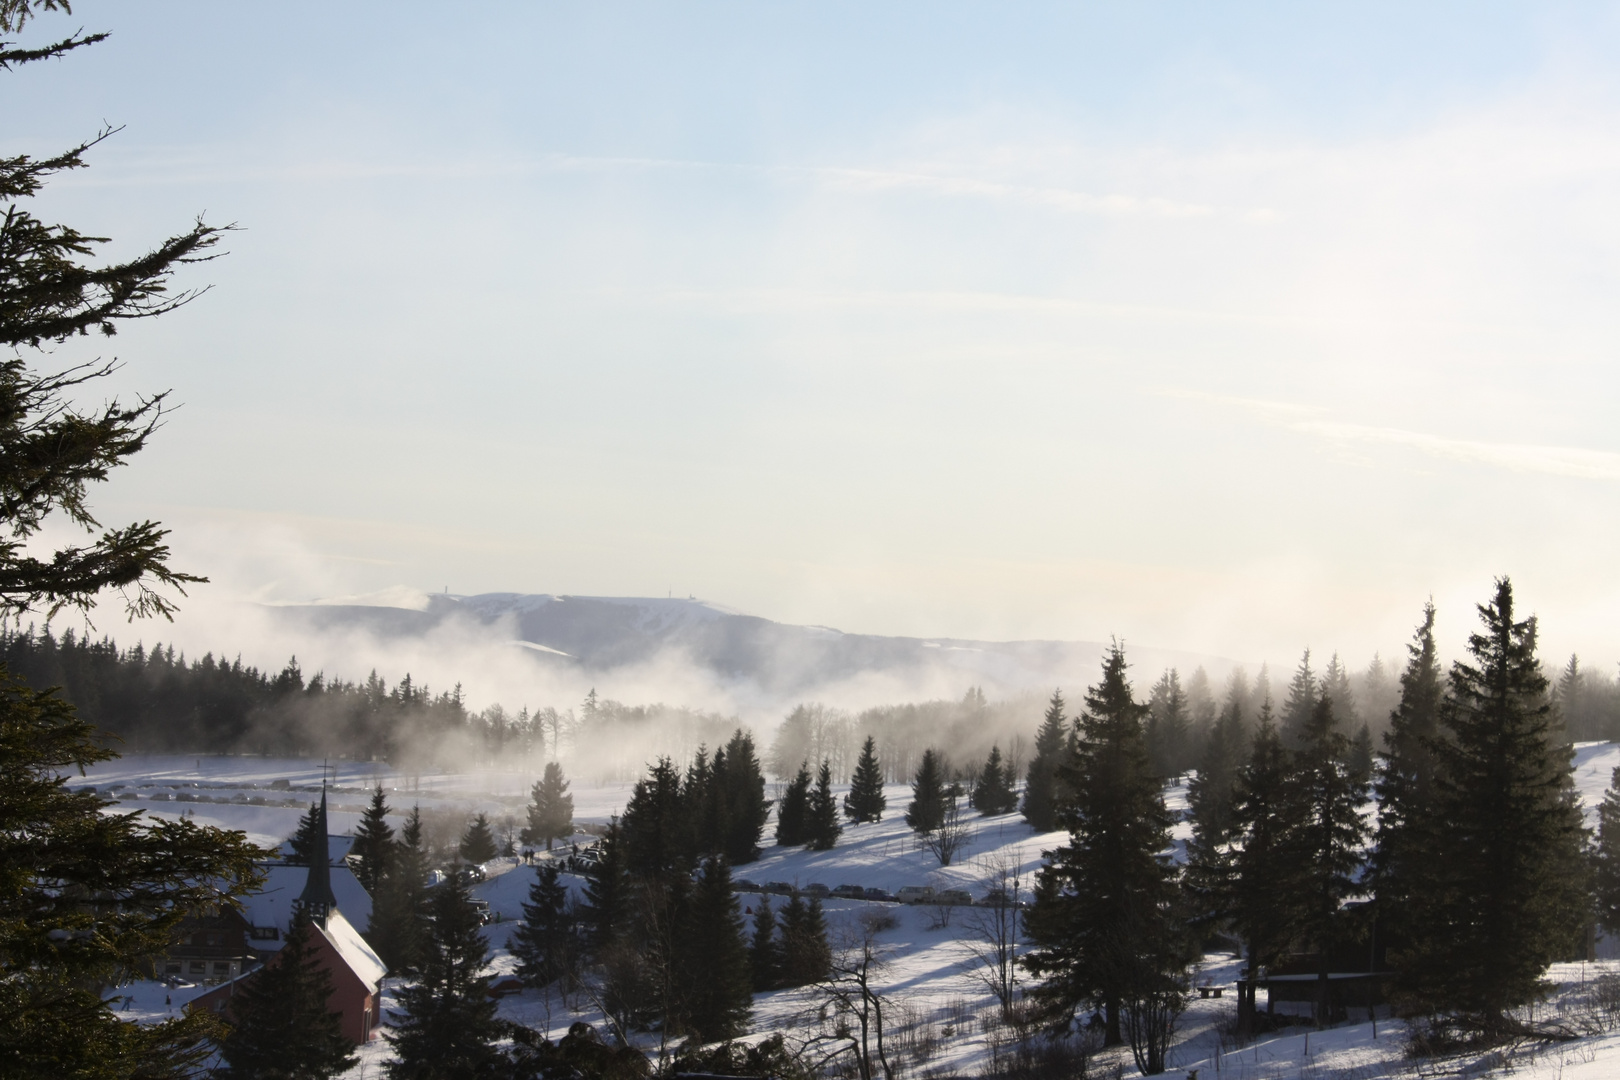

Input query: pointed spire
[297,785,337,926]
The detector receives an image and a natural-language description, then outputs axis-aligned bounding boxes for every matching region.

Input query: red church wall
[188,923,379,1044]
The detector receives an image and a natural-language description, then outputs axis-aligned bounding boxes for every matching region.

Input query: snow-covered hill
[260,591,1239,701]
[94,746,1620,1079]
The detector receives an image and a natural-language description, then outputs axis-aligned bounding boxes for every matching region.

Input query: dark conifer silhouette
[215,910,356,1080]
[673,857,753,1042]
[386,873,505,1078]
[522,761,575,851]
[750,895,781,991]
[512,861,576,990]
[970,744,1018,816]
[1022,690,1070,831]
[806,759,842,850]
[905,749,948,835]
[774,762,812,846]
[844,735,887,824]
[351,783,395,895]
[1024,644,1181,1049]
[458,812,498,865]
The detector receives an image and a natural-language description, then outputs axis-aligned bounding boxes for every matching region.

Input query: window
[189,962,205,975]
[249,926,279,941]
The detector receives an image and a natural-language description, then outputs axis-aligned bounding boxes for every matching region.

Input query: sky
[9,2,1620,673]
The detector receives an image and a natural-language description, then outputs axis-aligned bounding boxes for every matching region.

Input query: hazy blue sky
[12,2,1620,665]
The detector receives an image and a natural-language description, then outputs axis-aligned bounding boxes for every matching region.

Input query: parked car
[830,884,865,900]
[764,882,794,896]
[863,887,897,903]
[734,879,762,892]
[896,885,935,904]
[804,883,831,898]
[936,889,974,906]
[469,899,493,925]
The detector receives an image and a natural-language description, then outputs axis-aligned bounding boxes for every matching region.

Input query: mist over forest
[12,597,1619,785]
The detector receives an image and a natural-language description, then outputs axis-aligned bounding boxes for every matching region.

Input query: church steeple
[296,785,337,926]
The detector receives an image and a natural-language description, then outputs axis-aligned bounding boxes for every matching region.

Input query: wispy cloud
[1172,391,1620,481]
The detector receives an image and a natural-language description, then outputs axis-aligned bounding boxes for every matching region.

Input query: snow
[319,908,388,993]
[242,864,373,947]
[87,748,1620,1080]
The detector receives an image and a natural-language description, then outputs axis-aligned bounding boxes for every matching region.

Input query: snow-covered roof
[240,863,372,946]
[315,908,386,992]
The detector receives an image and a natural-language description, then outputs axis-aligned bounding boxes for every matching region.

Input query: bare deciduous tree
[960,854,1026,1013]
[921,796,973,866]
[802,920,897,1080]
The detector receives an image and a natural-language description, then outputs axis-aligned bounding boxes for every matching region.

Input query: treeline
[0,624,738,773]
[1021,580,1610,1072]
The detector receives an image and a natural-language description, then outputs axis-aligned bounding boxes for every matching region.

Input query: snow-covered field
[90,743,1620,1079]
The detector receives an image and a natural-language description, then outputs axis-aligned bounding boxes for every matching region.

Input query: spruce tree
[806,759,842,850]
[1022,690,1069,832]
[674,857,753,1043]
[774,762,811,846]
[1321,652,1359,733]
[215,910,356,1080]
[288,801,323,865]
[1290,695,1368,1025]
[1182,699,1247,925]
[750,895,781,991]
[844,735,887,823]
[719,728,772,864]
[1595,765,1620,932]
[369,805,429,974]
[351,783,395,895]
[1145,668,1190,779]
[1280,649,1317,749]
[779,892,831,987]
[580,819,631,949]
[621,757,688,878]
[1024,644,1180,1048]
[970,745,1018,816]
[386,873,506,1079]
[522,761,575,851]
[459,812,498,865]
[512,861,575,990]
[1372,601,1445,945]
[1225,703,1303,1037]
[1399,578,1590,1038]
[1348,722,1374,788]
[905,748,947,835]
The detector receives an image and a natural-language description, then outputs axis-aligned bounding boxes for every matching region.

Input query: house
[189,789,388,1043]
[160,904,258,984]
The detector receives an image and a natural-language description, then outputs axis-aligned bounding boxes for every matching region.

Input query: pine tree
[1348,723,1374,788]
[1024,643,1181,1048]
[351,783,395,895]
[774,762,812,846]
[1182,699,1247,925]
[1146,668,1190,779]
[905,748,948,835]
[844,735,887,824]
[386,873,506,1079]
[622,757,689,878]
[673,857,754,1043]
[806,759,842,850]
[1280,648,1317,749]
[719,728,772,864]
[1290,695,1368,1025]
[215,910,356,1080]
[750,895,781,991]
[512,861,576,990]
[779,892,831,987]
[1225,703,1303,1037]
[288,801,323,865]
[522,761,575,851]
[1371,601,1446,946]
[1022,690,1069,832]
[581,819,631,949]
[1320,652,1358,733]
[459,812,498,865]
[1595,765,1620,932]
[970,744,1018,816]
[1399,578,1590,1038]
[368,805,429,974]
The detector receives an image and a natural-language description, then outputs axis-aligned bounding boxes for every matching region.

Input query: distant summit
[260,592,1238,700]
